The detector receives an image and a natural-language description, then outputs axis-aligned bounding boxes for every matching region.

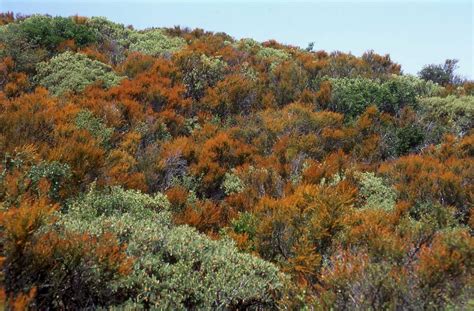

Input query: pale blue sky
[2,0,472,78]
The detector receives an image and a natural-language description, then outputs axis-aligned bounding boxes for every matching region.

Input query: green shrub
[181,53,227,100]
[232,212,258,238]
[85,16,133,63]
[379,74,441,114]
[418,59,462,86]
[0,14,96,70]
[75,109,114,146]
[17,15,97,50]
[418,95,474,137]
[355,172,396,211]
[395,124,425,155]
[35,51,123,95]
[27,161,71,201]
[129,29,186,56]
[330,77,383,118]
[235,38,291,68]
[407,203,458,231]
[86,16,132,45]
[234,38,261,52]
[329,75,442,118]
[256,46,290,65]
[60,186,284,309]
[0,23,48,72]
[222,170,245,195]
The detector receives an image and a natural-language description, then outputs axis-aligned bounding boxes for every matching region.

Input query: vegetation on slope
[0,12,473,309]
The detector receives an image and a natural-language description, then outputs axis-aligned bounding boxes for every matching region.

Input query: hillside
[0,13,473,309]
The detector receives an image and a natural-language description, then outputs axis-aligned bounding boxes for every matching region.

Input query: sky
[2,0,473,78]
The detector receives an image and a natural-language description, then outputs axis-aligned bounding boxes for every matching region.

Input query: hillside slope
[0,13,472,309]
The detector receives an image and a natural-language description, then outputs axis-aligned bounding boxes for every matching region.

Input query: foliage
[1,14,473,310]
[379,74,441,113]
[0,23,48,73]
[222,169,245,195]
[418,95,474,136]
[270,60,308,106]
[85,16,133,63]
[15,15,97,50]
[395,123,425,155]
[231,211,258,238]
[256,46,290,65]
[86,16,132,44]
[329,75,440,118]
[355,171,396,211]
[418,59,463,86]
[60,186,284,309]
[27,161,71,201]
[329,76,383,118]
[75,109,114,146]
[253,182,356,285]
[203,73,259,116]
[379,146,473,223]
[0,198,132,309]
[129,29,186,56]
[35,51,123,95]
[0,15,96,72]
[177,52,227,101]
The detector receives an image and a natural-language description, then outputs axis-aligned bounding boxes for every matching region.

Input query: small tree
[418,59,462,86]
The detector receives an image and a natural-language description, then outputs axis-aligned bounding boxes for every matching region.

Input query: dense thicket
[0,13,472,310]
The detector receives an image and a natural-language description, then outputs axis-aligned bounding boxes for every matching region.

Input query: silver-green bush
[129,29,186,56]
[60,186,283,309]
[35,51,123,95]
[355,172,397,211]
